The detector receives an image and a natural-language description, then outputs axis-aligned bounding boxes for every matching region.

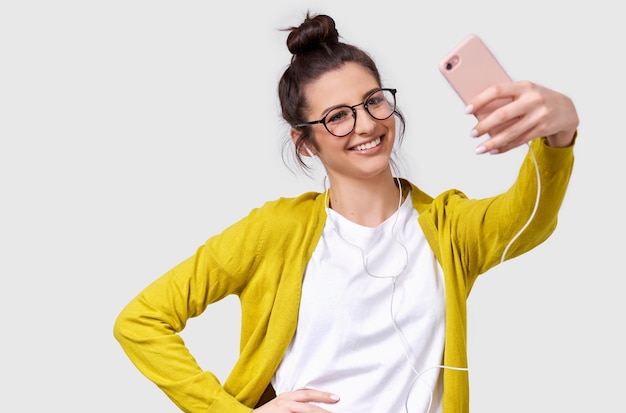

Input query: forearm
[499,136,575,259]
[454,136,575,275]
[113,296,217,409]
[112,252,251,412]
[114,295,253,412]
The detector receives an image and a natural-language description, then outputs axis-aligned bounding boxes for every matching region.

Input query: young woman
[114,12,578,413]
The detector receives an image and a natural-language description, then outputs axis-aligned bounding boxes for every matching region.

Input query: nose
[353,105,377,134]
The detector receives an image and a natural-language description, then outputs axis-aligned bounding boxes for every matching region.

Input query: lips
[349,136,382,151]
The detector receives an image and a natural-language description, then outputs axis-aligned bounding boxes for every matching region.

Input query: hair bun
[286,13,340,56]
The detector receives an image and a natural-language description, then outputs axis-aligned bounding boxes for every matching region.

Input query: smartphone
[439,34,513,121]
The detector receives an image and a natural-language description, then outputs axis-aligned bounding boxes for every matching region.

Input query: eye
[366,91,385,107]
[326,107,352,124]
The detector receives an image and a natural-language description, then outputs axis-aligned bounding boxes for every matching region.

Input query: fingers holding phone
[440,34,578,154]
[468,80,578,154]
[466,80,529,154]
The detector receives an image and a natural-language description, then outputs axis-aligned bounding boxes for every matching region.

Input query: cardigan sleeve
[414,137,575,413]
[449,137,575,281]
[112,207,271,413]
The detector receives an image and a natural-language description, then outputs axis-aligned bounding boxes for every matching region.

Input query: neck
[326,170,403,227]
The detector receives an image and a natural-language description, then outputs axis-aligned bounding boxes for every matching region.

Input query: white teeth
[353,137,381,151]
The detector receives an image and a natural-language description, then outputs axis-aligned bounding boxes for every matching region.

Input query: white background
[1,1,623,412]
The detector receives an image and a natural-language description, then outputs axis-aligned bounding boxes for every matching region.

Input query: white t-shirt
[272,193,447,413]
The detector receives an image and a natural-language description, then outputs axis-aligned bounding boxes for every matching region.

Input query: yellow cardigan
[114,138,574,413]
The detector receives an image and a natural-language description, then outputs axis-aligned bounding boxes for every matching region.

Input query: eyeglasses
[295,88,397,137]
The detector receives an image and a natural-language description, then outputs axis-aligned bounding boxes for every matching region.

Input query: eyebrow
[318,87,381,117]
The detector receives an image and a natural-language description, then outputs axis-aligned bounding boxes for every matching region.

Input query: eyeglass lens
[325,89,396,137]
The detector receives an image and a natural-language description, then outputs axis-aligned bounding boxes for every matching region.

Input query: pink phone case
[439,34,512,121]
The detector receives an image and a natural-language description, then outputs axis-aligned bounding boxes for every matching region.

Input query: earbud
[304,145,316,158]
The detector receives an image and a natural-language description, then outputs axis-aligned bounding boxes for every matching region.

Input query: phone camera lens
[445,56,459,71]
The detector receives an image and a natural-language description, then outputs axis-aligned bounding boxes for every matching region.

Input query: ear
[290,127,301,146]
[291,127,316,157]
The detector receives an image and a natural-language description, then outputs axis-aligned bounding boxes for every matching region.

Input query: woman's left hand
[467,80,579,154]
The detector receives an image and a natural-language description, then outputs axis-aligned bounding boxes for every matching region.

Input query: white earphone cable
[500,142,541,264]
[324,174,468,413]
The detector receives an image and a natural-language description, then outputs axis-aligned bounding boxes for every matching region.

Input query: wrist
[546,129,577,148]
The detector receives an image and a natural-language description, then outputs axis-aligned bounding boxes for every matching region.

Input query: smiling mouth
[350,137,382,151]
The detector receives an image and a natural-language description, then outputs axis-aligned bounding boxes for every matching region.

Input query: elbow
[112,305,135,346]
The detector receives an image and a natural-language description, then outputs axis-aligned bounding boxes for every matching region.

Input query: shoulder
[241,191,326,235]
[254,191,323,216]
[401,178,468,215]
[234,192,325,254]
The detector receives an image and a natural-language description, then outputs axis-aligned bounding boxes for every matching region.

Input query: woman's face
[296,62,396,182]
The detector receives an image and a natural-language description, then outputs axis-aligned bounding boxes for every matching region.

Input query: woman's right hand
[252,388,340,412]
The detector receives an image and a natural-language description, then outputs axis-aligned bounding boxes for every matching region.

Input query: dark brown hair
[278,12,405,172]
